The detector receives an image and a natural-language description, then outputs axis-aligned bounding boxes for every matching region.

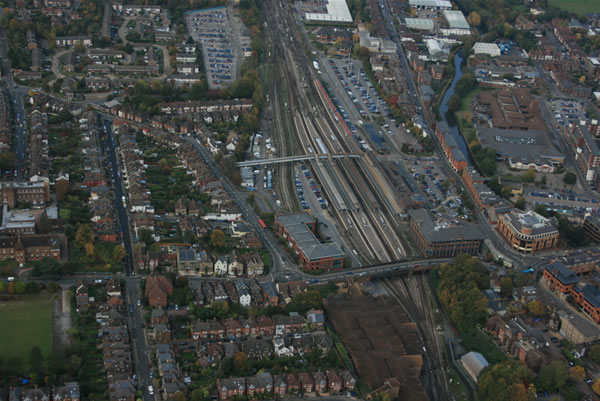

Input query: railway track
[382,276,450,401]
[264,0,407,264]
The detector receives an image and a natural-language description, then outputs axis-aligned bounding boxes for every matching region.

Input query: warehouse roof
[277,213,344,261]
[305,0,353,23]
[405,18,435,30]
[461,352,489,380]
[408,208,484,243]
[443,10,470,30]
[409,0,452,8]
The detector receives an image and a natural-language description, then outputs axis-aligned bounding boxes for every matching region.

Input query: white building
[305,0,352,23]
[442,10,470,36]
[408,0,452,9]
[214,256,228,276]
[235,280,251,307]
[473,42,501,57]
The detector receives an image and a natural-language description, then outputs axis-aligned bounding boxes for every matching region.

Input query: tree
[46,281,59,293]
[84,242,95,257]
[112,245,126,261]
[233,352,248,376]
[7,281,15,294]
[588,344,600,364]
[139,229,154,248]
[467,11,481,26]
[210,229,225,249]
[527,300,545,316]
[500,277,513,296]
[478,360,534,401]
[75,224,94,247]
[29,346,44,374]
[523,168,536,183]
[448,94,462,112]
[592,379,600,396]
[564,172,577,185]
[36,213,52,234]
[536,360,568,392]
[32,257,61,277]
[0,281,6,293]
[14,280,26,293]
[569,366,585,383]
[515,197,526,210]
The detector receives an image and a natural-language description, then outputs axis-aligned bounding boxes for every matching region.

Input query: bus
[258,218,267,229]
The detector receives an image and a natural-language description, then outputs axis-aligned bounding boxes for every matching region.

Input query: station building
[274,213,345,271]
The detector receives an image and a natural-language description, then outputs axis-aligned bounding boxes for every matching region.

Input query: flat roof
[408,208,484,243]
[305,0,352,23]
[443,10,470,30]
[478,127,565,165]
[409,0,452,8]
[405,18,435,30]
[277,213,345,260]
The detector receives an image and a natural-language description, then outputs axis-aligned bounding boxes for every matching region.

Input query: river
[439,52,473,165]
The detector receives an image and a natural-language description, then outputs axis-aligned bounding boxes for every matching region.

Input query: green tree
[0,281,7,293]
[29,346,44,374]
[448,94,462,112]
[588,344,600,364]
[32,257,62,276]
[515,197,526,210]
[14,280,26,293]
[500,277,513,296]
[536,360,568,392]
[478,360,534,401]
[139,229,155,248]
[46,281,59,293]
[563,172,577,185]
[523,169,536,183]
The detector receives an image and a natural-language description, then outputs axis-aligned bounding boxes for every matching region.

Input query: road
[0,8,28,181]
[103,119,135,276]
[126,279,154,401]
[49,49,72,88]
[183,136,294,277]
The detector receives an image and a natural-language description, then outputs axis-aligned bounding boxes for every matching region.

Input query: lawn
[0,293,54,361]
[549,0,600,15]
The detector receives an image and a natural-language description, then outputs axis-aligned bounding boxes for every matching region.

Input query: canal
[439,52,473,165]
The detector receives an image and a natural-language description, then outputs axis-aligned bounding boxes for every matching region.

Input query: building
[304,0,353,24]
[0,181,51,208]
[0,235,61,263]
[436,122,467,172]
[55,36,92,47]
[407,209,483,258]
[274,213,344,271]
[497,210,558,253]
[145,276,173,308]
[542,262,600,324]
[53,382,80,401]
[568,121,600,181]
[461,352,489,382]
[408,0,452,9]
[442,10,470,36]
[404,18,435,31]
[559,312,600,344]
[583,215,600,243]
[473,42,501,57]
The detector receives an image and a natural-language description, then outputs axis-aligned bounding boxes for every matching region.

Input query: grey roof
[443,10,470,29]
[461,351,488,377]
[546,261,580,285]
[408,208,484,243]
[277,213,344,261]
[478,127,565,165]
[503,210,557,236]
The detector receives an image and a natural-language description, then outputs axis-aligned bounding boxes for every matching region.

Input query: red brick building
[497,210,558,253]
[542,261,600,323]
[274,213,344,271]
[145,275,173,308]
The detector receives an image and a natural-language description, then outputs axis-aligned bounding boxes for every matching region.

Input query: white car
[148,386,154,395]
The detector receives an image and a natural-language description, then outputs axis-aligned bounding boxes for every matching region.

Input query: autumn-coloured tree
[467,11,481,26]
[569,366,586,383]
[593,379,600,395]
[527,300,545,316]
[210,229,225,249]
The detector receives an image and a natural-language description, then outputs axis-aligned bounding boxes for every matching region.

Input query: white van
[148,386,154,395]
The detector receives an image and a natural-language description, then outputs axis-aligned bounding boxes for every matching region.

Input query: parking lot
[547,98,589,128]
[186,7,239,89]
[525,189,598,217]
[393,156,454,209]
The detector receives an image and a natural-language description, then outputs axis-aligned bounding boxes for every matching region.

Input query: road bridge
[236,153,361,167]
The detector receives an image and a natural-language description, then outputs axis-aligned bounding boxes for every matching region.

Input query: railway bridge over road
[236,153,362,167]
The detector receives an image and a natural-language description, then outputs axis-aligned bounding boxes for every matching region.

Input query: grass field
[549,0,600,16]
[0,294,54,361]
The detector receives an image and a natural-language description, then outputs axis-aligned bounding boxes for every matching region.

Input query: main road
[0,7,28,181]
